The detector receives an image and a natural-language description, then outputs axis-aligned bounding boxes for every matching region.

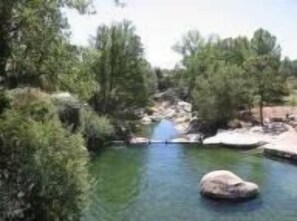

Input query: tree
[173,30,206,97]
[217,36,250,65]
[193,63,247,130]
[57,46,100,101]
[91,20,150,115]
[280,57,295,77]
[0,0,93,89]
[292,60,297,76]
[245,28,286,125]
[174,29,285,129]
[281,57,293,76]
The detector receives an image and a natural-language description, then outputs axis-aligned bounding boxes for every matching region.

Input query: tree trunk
[259,96,264,126]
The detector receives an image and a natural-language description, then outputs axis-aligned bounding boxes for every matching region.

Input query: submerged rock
[199,170,259,201]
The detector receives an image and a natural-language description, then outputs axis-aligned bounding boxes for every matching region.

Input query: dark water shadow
[263,153,297,166]
[199,194,264,214]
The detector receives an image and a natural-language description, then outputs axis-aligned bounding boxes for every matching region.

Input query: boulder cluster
[139,100,203,143]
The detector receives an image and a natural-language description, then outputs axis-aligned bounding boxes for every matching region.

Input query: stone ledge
[263,147,297,162]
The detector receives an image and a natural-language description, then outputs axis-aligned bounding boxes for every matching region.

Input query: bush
[50,92,82,133]
[82,110,114,150]
[7,88,57,122]
[0,94,91,220]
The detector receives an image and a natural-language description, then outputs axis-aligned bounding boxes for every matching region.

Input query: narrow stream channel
[84,120,297,221]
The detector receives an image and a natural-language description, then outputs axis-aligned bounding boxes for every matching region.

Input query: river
[83,120,297,221]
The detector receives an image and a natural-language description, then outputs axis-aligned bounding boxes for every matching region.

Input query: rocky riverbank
[137,95,297,163]
[203,123,297,165]
[138,99,203,143]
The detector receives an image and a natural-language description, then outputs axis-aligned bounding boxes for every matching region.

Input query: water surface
[84,120,297,221]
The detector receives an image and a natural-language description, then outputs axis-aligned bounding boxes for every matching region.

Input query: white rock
[178,101,192,113]
[130,137,149,144]
[200,170,259,200]
[164,108,176,119]
[170,137,189,143]
[175,122,189,133]
[203,131,263,148]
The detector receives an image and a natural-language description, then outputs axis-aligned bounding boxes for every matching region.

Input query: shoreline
[135,99,297,164]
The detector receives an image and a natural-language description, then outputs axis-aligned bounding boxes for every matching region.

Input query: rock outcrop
[130,137,149,144]
[203,131,266,148]
[200,170,259,201]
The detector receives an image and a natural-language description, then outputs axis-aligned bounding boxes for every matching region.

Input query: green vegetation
[0,1,139,220]
[83,109,114,150]
[173,28,289,128]
[0,0,92,89]
[1,0,297,219]
[0,90,90,220]
[90,20,151,115]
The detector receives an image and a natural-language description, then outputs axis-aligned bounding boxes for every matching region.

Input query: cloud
[64,0,297,68]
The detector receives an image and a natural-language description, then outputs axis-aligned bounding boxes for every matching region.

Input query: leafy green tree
[173,30,206,97]
[193,63,247,130]
[217,36,250,65]
[57,46,100,101]
[0,0,92,89]
[245,28,287,125]
[292,60,297,76]
[280,57,294,77]
[154,68,175,92]
[174,29,286,129]
[91,20,149,115]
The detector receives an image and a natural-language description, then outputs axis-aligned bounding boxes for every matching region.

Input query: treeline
[0,0,154,220]
[164,29,293,131]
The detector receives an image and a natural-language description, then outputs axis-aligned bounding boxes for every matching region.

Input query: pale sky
[64,0,297,68]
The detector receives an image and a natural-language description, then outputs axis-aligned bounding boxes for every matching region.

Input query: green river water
[84,120,297,221]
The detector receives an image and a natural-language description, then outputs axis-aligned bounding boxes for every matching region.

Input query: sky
[64,0,297,69]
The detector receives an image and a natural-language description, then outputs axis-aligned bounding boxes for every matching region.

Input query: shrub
[0,94,91,220]
[50,92,83,133]
[82,110,114,149]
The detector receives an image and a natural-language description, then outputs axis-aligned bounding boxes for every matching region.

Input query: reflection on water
[84,120,297,221]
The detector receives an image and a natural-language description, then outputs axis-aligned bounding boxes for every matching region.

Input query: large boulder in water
[200,170,259,201]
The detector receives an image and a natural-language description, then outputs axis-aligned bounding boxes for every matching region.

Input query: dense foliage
[0,90,91,220]
[0,0,93,89]
[0,1,118,220]
[90,20,151,115]
[174,28,288,127]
